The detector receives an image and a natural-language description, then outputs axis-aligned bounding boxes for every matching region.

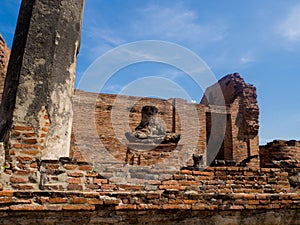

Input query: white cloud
[240,52,254,64]
[133,4,226,44]
[277,4,300,41]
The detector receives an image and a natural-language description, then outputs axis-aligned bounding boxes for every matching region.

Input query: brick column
[0,0,84,189]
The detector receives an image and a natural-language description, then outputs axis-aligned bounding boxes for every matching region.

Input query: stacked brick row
[0,165,299,211]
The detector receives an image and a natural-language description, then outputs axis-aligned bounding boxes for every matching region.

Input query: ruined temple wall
[201,73,260,167]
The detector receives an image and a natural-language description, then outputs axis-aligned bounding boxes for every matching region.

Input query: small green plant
[90,167,98,174]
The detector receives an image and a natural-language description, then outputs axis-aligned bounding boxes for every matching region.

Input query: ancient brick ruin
[0,0,299,224]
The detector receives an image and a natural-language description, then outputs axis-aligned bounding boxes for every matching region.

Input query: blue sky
[0,0,300,144]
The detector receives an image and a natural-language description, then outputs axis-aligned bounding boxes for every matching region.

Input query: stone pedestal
[126,143,182,166]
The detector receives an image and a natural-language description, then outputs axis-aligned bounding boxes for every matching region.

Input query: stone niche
[125,105,181,166]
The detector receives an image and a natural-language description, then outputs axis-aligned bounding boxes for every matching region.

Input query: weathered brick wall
[0,164,300,221]
[260,140,300,168]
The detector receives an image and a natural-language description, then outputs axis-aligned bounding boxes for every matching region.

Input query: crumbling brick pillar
[0,0,84,188]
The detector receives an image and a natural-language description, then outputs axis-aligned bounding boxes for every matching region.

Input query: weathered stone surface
[0,34,10,103]
[0,0,84,159]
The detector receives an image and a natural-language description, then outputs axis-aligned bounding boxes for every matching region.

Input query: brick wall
[0,165,299,219]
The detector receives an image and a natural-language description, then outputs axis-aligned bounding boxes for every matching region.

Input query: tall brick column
[0,0,84,168]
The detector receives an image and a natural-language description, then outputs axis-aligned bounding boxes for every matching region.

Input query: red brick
[14,170,30,176]
[23,133,36,137]
[147,180,161,185]
[20,149,39,155]
[94,178,108,184]
[146,193,160,199]
[13,144,22,149]
[64,164,77,170]
[87,199,103,205]
[162,180,178,185]
[9,150,16,155]
[163,204,191,210]
[68,172,83,177]
[119,185,142,191]
[248,200,260,205]
[0,198,14,204]
[78,165,93,171]
[180,170,193,175]
[67,184,83,191]
[101,184,116,190]
[230,205,244,210]
[23,144,39,149]
[44,205,63,211]
[70,197,87,204]
[83,192,99,198]
[46,164,59,170]
[0,191,14,197]
[14,126,33,131]
[195,171,214,176]
[23,138,38,144]
[16,156,33,162]
[67,178,81,184]
[103,198,120,205]
[183,199,197,204]
[10,205,44,211]
[12,184,34,190]
[207,205,218,210]
[191,204,207,210]
[244,205,257,209]
[115,204,136,210]
[62,205,95,211]
[12,131,21,137]
[86,184,99,190]
[10,177,28,183]
[137,204,148,210]
[30,162,38,168]
[48,198,68,204]
[85,173,98,177]
[42,127,48,132]
[159,185,185,190]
